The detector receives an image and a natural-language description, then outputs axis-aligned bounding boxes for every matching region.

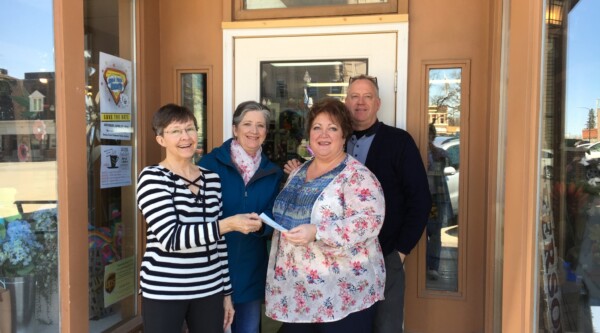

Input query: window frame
[233,0,399,21]
[418,59,471,299]
[175,67,214,152]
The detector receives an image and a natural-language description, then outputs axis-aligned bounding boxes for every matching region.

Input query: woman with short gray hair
[199,100,283,333]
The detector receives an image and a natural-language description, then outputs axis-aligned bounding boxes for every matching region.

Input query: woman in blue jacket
[199,101,283,333]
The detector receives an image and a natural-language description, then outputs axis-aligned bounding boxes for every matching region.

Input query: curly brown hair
[306,97,353,139]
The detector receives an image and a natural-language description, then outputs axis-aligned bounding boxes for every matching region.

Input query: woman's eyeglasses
[162,127,198,138]
[349,75,378,89]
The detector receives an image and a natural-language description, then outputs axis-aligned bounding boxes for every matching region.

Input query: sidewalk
[0,161,57,218]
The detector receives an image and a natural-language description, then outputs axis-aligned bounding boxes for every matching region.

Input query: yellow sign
[101,113,131,121]
[103,256,135,307]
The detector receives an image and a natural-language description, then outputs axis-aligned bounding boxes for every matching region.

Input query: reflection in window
[260,60,367,168]
[426,68,461,292]
[181,73,208,163]
[537,0,600,331]
[0,1,59,332]
[84,0,138,331]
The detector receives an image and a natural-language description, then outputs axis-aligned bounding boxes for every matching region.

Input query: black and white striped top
[136,164,232,300]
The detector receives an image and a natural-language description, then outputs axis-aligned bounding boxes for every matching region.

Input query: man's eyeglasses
[349,74,378,90]
[162,127,197,138]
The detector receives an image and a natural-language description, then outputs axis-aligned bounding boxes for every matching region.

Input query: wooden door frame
[485,0,507,331]
[55,0,89,330]
[54,0,155,330]
[500,0,545,331]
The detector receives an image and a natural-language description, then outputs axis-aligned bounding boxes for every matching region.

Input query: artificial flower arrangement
[0,218,42,277]
[0,208,58,324]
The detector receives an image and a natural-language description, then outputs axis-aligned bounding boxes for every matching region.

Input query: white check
[259,213,288,232]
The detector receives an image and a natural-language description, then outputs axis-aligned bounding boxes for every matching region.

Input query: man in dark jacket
[286,75,431,333]
[345,74,431,333]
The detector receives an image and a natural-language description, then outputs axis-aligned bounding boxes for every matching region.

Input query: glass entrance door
[224,24,407,143]
[224,24,406,332]
[84,0,139,331]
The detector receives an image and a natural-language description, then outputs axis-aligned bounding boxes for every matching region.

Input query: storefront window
[537,0,600,331]
[84,0,138,331]
[0,1,59,332]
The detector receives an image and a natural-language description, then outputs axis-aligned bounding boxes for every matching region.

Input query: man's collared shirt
[347,121,381,164]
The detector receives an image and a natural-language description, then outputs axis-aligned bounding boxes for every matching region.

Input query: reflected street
[0,161,57,217]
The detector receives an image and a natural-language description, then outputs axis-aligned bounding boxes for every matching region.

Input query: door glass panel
[260,59,367,168]
[84,0,138,331]
[0,1,59,332]
[230,31,401,140]
[426,68,461,291]
[180,73,208,163]
[537,0,600,331]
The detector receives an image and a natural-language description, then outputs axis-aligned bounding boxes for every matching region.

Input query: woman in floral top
[265,97,386,332]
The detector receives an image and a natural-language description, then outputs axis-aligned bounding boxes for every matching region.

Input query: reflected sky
[0,0,54,79]
[565,0,600,137]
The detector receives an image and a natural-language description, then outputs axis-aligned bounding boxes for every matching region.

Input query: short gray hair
[232,101,271,128]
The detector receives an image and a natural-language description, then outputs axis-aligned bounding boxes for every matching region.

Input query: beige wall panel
[399,0,408,14]
[160,0,224,149]
[138,0,162,167]
[501,0,543,331]
[136,4,162,326]
[405,0,492,331]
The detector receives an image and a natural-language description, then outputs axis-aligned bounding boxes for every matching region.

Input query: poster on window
[539,179,563,332]
[103,256,135,307]
[99,52,132,140]
[100,145,131,189]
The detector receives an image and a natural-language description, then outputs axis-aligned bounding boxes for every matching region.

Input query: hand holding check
[259,213,288,232]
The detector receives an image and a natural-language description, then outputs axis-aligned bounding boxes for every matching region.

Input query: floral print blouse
[265,155,386,323]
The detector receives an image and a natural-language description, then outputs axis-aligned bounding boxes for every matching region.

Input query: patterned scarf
[230,139,262,185]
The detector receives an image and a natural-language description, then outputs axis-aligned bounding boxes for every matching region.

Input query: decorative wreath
[17,143,29,162]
